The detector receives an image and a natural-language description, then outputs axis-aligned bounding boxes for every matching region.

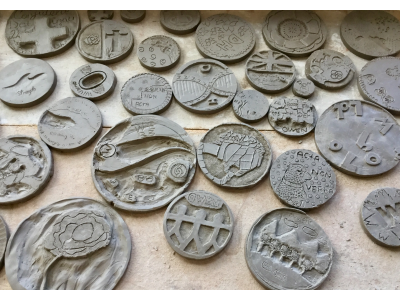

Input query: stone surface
[0,58,56,107]
[92,115,196,212]
[160,11,200,35]
[120,11,146,24]
[2,10,400,290]
[163,190,233,259]
[270,149,336,210]
[121,73,173,115]
[361,188,400,248]
[197,123,272,188]
[5,197,131,290]
[195,14,256,63]
[340,11,400,60]
[315,100,400,177]
[5,11,80,58]
[38,97,103,151]
[358,57,400,114]
[0,135,53,204]
[232,90,269,123]
[305,49,356,90]
[0,216,8,269]
[137,35,180,71]
[268,97,318,137]
[245,208,333,289]
[69,63,117,100]
[76,20,134,64]
[263,11,327,57]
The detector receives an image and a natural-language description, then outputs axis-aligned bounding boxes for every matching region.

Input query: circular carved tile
[195,14,256,63]
[305,49,355,90]
[340,11,400,59]
[160,11,200,34]
[232,90,270,123]
[163,190,233,259]
[0,58,56,107]
[137,35,180,71]
[172,58,237,114]
[5,11,80,58]
[268,97,317,137]
[315,100,400,177]
[270,149,336,210]
[5,197,131,289]
[262,11,327,57]
[361,188,400,247]
[38,97,103,151]
[121,73,173,115]
[76,20,134,64]
[69,63,117,101]
[358,57,400,114]
[92,115,196,212]
[0,135,53,204]
[245,208,333,289]
[197,123,272,188]
[245,50,295,94]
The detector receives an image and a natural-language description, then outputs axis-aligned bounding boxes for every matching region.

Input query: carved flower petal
[270,29,286,47]
[300,32,319,47]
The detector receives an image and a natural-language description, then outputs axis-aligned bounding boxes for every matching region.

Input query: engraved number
[365,152,381,166]
[333,100,362,119]
[340,151,357,172]
[329,140,343,151]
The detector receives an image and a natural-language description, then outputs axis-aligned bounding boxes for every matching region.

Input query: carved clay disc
[0,216,9,269]
[121,73,173,115]
[163,190,234,259]
[92,115,196,212]
[120,11,146,23]
[245,50,296,94]
[5,11,80,58]
[76,20,134,64]
[137,35,181,71]
[270,149,336,210]
[315,100,400,177]
[87,11,114,22]
[172,58,237,114]
[0,135,53,204]
[69,63,116,101]
[38,97,103,151]
[361,187,400,247]
[358,57,400,114]
[5,197,131,290]
[305,49,356,90]
[232,90,270,123]
[197,123,272,188]
[292,78,314,98]
[195,14,256,63]
[340,11,400,60]
[262,11,327,57]
[268,97,318,137]
[0,58,56,108]
[245,208,333,290]
[160,11,201,35]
